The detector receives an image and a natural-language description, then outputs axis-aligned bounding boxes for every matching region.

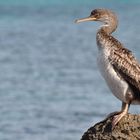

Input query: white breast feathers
[97,48,129,103]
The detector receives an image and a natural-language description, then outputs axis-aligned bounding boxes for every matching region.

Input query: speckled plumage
[76,8,140,127]
[97,29,140,90]
[97,28,140,104]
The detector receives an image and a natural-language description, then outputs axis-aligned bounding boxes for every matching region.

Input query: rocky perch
[81,114,140,140]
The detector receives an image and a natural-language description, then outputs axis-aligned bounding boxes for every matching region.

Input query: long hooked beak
[75,16,97,23]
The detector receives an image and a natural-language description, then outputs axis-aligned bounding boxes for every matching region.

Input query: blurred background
[0,0,140,140]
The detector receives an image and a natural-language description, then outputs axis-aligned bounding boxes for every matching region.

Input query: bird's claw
[111,111,127,130]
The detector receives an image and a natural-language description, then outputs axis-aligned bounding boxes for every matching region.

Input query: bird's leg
[112,102,130,129]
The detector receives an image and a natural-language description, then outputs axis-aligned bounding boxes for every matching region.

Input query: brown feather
[109,46,140,91]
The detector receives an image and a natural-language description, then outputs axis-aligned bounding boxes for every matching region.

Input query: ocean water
[0,2,140,140]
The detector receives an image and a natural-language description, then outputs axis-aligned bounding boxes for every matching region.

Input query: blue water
[0,0,140,6]
[0,2,140,140]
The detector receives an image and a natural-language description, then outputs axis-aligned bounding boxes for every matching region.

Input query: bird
[75,8,140,128]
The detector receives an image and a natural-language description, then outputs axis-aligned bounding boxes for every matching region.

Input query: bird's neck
[96,16,119,50]
[96,25,117,50]
[101,20,118,35]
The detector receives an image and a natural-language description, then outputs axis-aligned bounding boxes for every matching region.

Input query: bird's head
[75,9,117,23]
[75,8,118,33]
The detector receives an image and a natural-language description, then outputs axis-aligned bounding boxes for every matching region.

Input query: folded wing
[109,47,140,92]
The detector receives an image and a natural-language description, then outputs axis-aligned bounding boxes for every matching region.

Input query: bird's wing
[109,47,140,91]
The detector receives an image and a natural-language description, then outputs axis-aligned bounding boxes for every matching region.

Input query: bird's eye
[90,10,99,18]
[91,10,96,15]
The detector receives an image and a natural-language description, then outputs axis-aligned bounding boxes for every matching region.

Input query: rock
[81,114,140,140]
